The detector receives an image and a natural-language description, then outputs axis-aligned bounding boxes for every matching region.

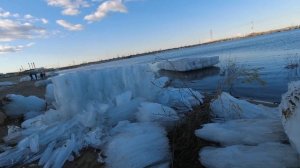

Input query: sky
[0,0,300,73]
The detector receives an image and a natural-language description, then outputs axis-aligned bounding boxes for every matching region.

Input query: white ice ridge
[280,80,300,154]
[195,119,287,146]
[200,142,299,168]
[210,92,280,120]
[155,56,219,72]
[0,64,203,167]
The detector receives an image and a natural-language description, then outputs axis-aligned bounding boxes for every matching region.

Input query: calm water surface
[156,29,300,102]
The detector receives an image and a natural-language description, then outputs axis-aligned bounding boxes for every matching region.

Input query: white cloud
[0,43,34,54]
[56,19,83,31]
[0,8,19,18]
[22,14,49,24]
[0,9,49,54]
[84,0,127,22]
[24,14,33,19]
[0,11,11,18]
[41,18,49,24]
[47,0,90,15]
[0,19,47,42]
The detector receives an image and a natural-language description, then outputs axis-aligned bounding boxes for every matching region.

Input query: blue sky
[0,0,300,73]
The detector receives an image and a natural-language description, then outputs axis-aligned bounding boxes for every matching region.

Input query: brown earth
[0,81,45,99]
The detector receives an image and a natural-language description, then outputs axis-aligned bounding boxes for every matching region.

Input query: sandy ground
[0,76,45,99]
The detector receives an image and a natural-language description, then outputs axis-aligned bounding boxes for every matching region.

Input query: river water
[62,29,300,103]
[156,29,300,103]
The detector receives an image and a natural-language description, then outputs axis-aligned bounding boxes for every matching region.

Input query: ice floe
[155,56,219,72]
[3,94,46,118]
[195,119,287,146]
[210,92,280,120]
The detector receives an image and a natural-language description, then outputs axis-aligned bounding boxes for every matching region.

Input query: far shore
[1,25,299,76]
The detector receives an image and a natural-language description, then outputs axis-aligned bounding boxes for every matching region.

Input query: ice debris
[3,94,46,118]
[195,119,287,146]
[210,92,280,120]
[196,92,299,168]
[105,121,170,168]
[0,64,203,167]
[136,102,179,128]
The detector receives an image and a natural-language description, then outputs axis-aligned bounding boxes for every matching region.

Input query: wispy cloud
[0,19,47,42]
[0,43,34,54]
[84,0,127,22]
[56,19,83,31]
[47,0,90,15]
[0,8,48,54]
[23,14,49,24]
[0,8,19,18]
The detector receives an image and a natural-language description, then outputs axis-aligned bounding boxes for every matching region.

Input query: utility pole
[28,63,31,69]
[251,21,254,33]
[210,29,213,41]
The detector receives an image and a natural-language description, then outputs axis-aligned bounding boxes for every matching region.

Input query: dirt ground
[0,81,45,99]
